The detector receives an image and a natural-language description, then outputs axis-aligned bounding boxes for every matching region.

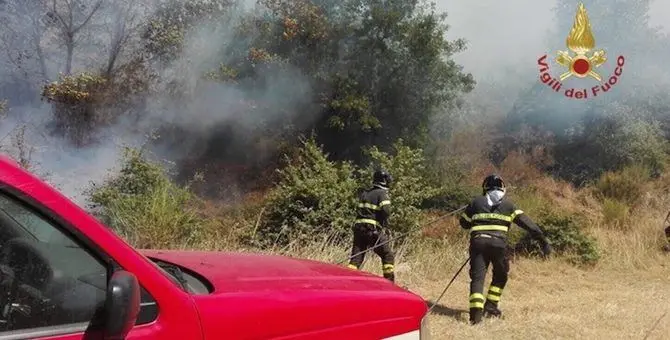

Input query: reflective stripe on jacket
[355,185,391,228]
[459,195,544,241]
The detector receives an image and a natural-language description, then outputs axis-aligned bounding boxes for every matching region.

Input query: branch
[51,0,70,31]
[72,0,102,34]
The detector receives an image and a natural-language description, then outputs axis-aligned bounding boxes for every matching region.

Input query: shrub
[87,147,204,249]
[600,197,630,228]
[550,107,668,185]
[422,154,479,211]
[508,188,600,265]
[254,137,360,247]
[594,165,650,207]
[594,112,668,176]
[254,137,448,248]
[513,211,600,265]
[362,140,445,236]
[42,73,108,146]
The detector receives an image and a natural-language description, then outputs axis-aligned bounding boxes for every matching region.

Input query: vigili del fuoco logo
[537,2,625,99]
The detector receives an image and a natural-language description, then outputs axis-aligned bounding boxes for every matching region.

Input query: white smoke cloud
[0,0,313,207]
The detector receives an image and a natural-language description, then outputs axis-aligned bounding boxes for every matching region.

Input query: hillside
[76,141,670,339]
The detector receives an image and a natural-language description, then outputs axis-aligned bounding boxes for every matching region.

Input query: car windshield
[132,249,191,291]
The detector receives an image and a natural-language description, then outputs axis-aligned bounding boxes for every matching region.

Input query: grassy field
[251,206,670,340]
[94,148,670,339]
[418,260,670,339]
[286,230,670,339]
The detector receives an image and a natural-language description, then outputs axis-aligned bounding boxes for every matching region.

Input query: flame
[566,3,595,54]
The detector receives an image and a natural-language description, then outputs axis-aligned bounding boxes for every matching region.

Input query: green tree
[251,0,475,161]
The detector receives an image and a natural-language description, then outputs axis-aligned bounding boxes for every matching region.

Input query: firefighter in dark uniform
[347,169,395,282]
[459,174,552,325]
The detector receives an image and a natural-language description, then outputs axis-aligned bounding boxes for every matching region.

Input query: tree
[254,0,475,161]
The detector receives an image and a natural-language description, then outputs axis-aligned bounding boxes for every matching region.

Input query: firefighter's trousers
[666,226,670,243]
[348,223,395,281]
[468,234,509,316]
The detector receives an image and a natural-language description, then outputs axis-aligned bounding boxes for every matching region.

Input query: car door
[0,190,164,340]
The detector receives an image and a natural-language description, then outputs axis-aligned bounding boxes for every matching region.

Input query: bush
[254,137,449,248]
[254,137,361,247]
[513,211,600,265]
[507,189,600,265]
[362,140,445,236]
[594,165,650,207]
[550,106,668,185]
[42,73,108,146]
[87,147,204,249]
[601,198,630,228]
[421,155,479,211]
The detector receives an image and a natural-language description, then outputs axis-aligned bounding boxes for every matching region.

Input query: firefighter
[459,174,552,325]
[347,169,395,282]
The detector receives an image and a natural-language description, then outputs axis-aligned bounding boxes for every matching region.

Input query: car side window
[0,192,108,334]
[0,192,159,335]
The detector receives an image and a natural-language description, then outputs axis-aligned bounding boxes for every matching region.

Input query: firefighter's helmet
[373,169,393,187]
[482,174,505,194]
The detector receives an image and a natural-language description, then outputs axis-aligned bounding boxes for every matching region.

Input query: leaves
[253,137,449,247]
[41,73,107,104]
[86,147,204,249]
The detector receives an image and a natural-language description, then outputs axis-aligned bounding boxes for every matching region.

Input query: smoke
[0,0,314,206]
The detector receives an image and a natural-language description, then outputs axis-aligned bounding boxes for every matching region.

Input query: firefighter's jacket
[355,185,391,229]
[459,195,545,241]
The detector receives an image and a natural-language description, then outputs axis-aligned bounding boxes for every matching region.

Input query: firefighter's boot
[663,244,670,252]
[383,272,395,282]
[484,300,502,318]
[469,308,483,325]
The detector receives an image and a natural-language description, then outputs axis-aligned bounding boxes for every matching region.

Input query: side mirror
[103,270,140,340]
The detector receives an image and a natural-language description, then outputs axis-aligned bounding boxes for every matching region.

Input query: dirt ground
[404,258,670,340]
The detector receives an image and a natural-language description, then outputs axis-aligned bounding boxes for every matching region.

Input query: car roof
[0,153,51,191]
[0,154,21,169]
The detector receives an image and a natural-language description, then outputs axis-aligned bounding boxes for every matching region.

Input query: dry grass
[131,155,670,339]
[248,218,670,340]
[181,199,670,340]
[418,259,670,340]
[205,176,669,339]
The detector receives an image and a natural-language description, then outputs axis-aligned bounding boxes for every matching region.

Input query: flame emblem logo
[555,3,607,81]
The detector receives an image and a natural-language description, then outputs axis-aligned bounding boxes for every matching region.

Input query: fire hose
[338,205,471,315]
[427,255,471,314]
[339,205,467,265]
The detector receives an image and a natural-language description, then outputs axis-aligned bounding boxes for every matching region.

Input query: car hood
[140,250,427,339]
[140,249,407,293]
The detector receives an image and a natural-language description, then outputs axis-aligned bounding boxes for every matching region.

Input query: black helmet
[482,174,505,194]
[373,169,393,187]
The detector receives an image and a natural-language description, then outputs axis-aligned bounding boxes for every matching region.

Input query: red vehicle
[0,155,430,340]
